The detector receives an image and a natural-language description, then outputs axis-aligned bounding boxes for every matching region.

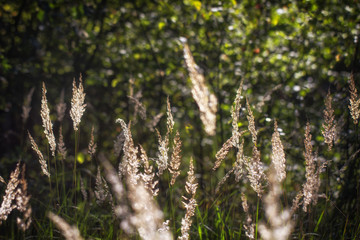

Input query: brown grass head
[166,96,175,134]
[169,131,182,186]
[48,212,83,240]
[241,193,255,240]
[322,90,337,150]
[94,166,112,206]
[21,87,35,124]
[116,119,140,185]
[70,75,87,131]
[179,157,198,240]
[146,113,163,132]
[0,176,5,185]
[302,122,326,212]
[246,98,257,145]
[349,73,360,125]
[88,125,97,157]
[139,145,159,196]
[231,80,244,142]
[40,82,56,156]
[57,125,67,160]
[0,163,21,223]
[183,42,218,136]
[56,89,66,122]
[28,132,50,178]
[155,128,169,176]
[271,120,286,183]
[128,181,172,240]
[213,136,235,170]
[245,146,265,197]
[234,138,246,182]
[16,164,32,231]
[259,167,293,240]
[129,91,146,121]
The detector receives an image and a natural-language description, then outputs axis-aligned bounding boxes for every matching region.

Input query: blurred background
[0,0,359,238]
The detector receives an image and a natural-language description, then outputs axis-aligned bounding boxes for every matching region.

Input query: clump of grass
[3,70,360,239]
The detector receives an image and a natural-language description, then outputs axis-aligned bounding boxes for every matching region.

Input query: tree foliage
[0,0,360,238]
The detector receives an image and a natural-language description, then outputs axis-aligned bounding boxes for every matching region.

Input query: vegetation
[1,0,360,239]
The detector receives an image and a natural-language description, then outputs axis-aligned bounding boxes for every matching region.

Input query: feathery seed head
[16,164,32,231]
[56,89,67,122]
[155,129,169,176]
[167,97,175,134]
[183,43,218,136]
[241,193,255,240]
[70,75,86,131]
[48,212,83,240]
[116,119,140,185]
[128,181,172,240]
[271,120,286,183]
[246,146,265,197]
[302,122,325,212]
[28,132,50,178]
[0,163,21,223]
[40,82,56,156]
[213,136,235,170]
[322,90,337,150]
[349,73,360,125]
[139,145,159,196]
[169,131,182,185]
[58,125,67,160]
[259,167,293,240]
[178,157,198,240]
[246,98,257,145]
[88,125,97,157]
[21,87,35,124]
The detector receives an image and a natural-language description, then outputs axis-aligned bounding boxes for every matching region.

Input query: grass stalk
[74,129,79,204]
[54,155,60,203]
[255,196,260,240]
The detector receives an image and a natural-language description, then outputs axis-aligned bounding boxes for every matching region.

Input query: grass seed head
[70,75,86,131]
[48,212,83,240]
[0,163,21,223]
[169,131,182,185]
[40,82,56,156]
[28,132,50,178]
[322,90,337,150]
[183,43,217,136]
[271,120,286,183]
[56,89,66,122]
[349,73,360,125]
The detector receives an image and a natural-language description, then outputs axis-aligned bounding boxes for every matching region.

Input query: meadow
[1,42,360,239]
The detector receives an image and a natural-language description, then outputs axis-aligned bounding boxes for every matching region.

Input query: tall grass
[1,56,360,239]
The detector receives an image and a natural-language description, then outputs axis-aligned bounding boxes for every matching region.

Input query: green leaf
[191,0,201,11]
[77,152,85,164]
[158,22,165,30]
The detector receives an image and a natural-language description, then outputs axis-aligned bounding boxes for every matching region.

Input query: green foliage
[1,0,360,239]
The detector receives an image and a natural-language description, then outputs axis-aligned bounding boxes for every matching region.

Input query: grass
[0,71,360,239]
